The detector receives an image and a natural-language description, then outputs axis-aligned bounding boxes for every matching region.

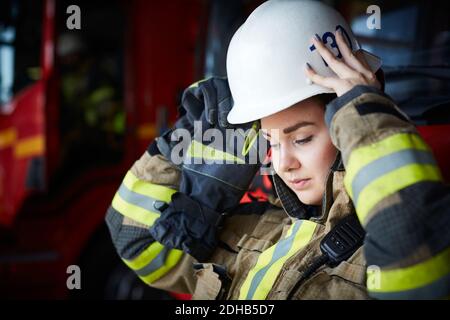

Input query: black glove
[155,77,232,162]
[151,77,269,261]
[149,193,271,262]
[149,192,225,262]
[183,76,234,129]
[159,77,268,210]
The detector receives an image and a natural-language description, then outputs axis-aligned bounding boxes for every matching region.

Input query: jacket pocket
[236,233,274,252]
[327,247,367,285]
[291,258,369,299]
[293,269,369,300]
[283,248,369,300]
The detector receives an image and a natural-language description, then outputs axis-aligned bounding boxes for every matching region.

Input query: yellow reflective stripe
[238,223,297,299]
[238,237,280,299]
[239,220,317,300]
[112,171,177,226]
[345,133,430,199]
[122,242,184,285]
[284,222,296,238]
[368,247,450,293]
[0,127,16,149]
[15,135,45,158]
[137,123,157,141]
[188,77,219,89]
[355,164,441,224]
[187,140,245,164]
[188,79,203,88]
[122,242,165,270]
[349,149,437,206]
[242,122,259,156]
[0,129,45,158]
[138,249,184,284]
[112,192,159,227]
[123,171,177,203]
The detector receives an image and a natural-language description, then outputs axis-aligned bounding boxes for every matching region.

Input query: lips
[288,178,311,190]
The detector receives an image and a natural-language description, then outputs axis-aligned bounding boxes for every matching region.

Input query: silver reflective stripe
[370,272,450,300]
[352,149,436,205]
[135,247,170,277]
[246,221,302,299]
[117,183,162,214]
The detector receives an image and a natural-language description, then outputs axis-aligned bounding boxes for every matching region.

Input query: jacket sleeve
[105,149,196,294]
[325,85,450,299]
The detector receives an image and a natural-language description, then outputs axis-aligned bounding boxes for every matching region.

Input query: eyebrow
[262,121,315,137]
[283,121,315,134]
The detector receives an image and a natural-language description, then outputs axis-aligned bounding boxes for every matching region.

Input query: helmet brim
[227,50,382,124]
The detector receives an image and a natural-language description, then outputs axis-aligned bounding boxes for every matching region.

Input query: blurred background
[0,0,449,299]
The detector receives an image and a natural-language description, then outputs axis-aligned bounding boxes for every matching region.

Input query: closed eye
[294,136,313,145]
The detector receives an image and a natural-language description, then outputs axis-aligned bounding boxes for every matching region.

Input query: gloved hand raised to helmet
[157,77,269,209]
[151,77,269,261]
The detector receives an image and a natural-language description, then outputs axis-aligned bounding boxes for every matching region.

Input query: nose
[276,144,301,173]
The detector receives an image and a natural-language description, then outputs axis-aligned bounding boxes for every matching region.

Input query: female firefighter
[105,1,449,299]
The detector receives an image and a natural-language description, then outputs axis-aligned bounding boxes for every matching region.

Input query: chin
[297,192,321,206]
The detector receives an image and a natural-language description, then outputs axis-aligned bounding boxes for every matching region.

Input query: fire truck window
[347,0,450,124]
[0,0,42,108]
[55,0,125,178]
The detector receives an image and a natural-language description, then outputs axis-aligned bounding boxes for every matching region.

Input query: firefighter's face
[261,97,337,206]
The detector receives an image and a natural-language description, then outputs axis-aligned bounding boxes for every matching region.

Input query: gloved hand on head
[150,77,269,261]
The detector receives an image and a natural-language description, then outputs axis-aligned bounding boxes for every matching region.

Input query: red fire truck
[0,0,210,299]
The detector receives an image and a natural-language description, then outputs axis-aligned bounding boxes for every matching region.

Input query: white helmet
[226,0,382,124]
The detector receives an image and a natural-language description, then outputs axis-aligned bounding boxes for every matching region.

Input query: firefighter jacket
[105,85,449,299]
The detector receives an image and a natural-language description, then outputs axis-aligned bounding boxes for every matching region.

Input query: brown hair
[316,93,337,108]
